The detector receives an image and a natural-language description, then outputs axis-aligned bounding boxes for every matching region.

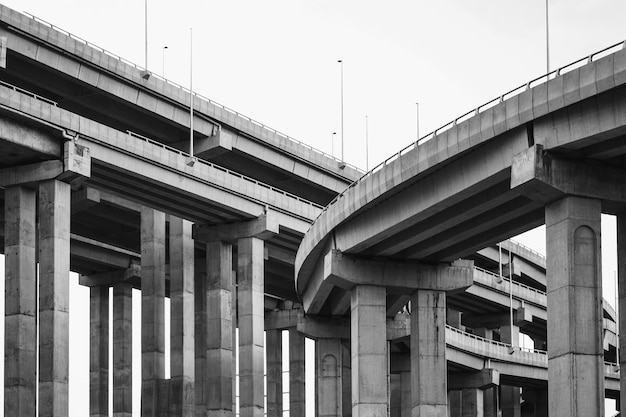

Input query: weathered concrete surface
[351,285,387,417]
[113,282,133,417]
[90,286,109,417]
[619,212,626,413]
[4,186,37,417]
[38,179,71,417]
[141,208,166,417]
[289,328,306,416]
[545,196,604,417]
[411,289,446,417]
[317,338,343,417]
[266,329,283,417]
[461,388,483,417]
[169,217,195,417]
[206,240,234,417]
[238,237,265,417]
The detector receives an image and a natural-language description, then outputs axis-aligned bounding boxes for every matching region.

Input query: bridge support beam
[169,217,195,417]
[546,196,604,417]
[266,329,283,417]
[141,208,167,417]
[90,286,109,417]
[317,338,343,417]
[38,179,71,417]
[4,186,37,417]
[290,328,307,416]
[351,285,388,416]
[113,282,133,417]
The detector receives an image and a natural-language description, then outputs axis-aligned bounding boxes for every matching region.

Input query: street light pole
[144,0,148,70]
[365,115,369,171]
[162,46,168,77]
[188,28,194,165]
[331,132,337,158]
[338,59,344,162]
[416,102,420,141]
[546,0,550,74]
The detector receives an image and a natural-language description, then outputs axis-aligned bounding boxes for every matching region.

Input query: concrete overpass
[1,4,625,417]
[296,37,626,416]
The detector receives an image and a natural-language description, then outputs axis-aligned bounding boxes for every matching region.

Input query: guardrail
[506,238,546,261]
[23,12,365,176]
[473,265,546,299]
[125,131,324,212]
[0,78,324,215]
[313,40,626,222]
[446,325,547,356]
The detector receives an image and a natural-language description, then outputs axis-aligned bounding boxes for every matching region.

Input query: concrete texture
[141,208,166,417]
[38,179,71,417]
[317,338,342,417]
[169,217,195,417]
[206,240,234,416]
[545,196,604,417]
[266,329,283,417]
[113,282,133,417]
[4,186,37,417]
[619,212,626,412]
[351,285,387,417]
[411,289,447,417]
[289,328,306,416]
[90,286,109,417]
[238,237,265,417]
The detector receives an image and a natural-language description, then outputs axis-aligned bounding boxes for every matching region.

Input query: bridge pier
[499,325,520,417]
[317,338,344,417]
[619,212,626,417]
[266,329,283,417]
[545,196,604,417]
[89,285,109,417]
[113,281,133,417]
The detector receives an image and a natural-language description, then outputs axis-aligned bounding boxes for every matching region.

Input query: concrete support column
[411,289,447,417]
[400,371,411,417]
[206,240,234,417]
[90,286,109,417]
[461,388,483,417]
[618,211,626,413]
[290,328,306,416]
[448,391,462,417]
[341,340,352,417]
[545,196,604,417]
[351,285,387,417]
[169,217,195,417]
[195,268,207,416]
[113,282,133,417]
[317,338,342,417]
[499,326,520,417]
[266,329,283,417]
[141,208,166,417]
[238,237,265,417]
[483,387,498,417]
[4,186,37,417]
[38,179,71,417]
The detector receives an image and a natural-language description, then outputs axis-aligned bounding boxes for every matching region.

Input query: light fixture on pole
[141,0,150,79]
[331,132,337,158]
[187,28,195,166]
[416,102,420,141]
[162,46,168,77]
[338,59,345,167]
[546,0,550,74]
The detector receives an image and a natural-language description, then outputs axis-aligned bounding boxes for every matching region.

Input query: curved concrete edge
[295,45,626,304]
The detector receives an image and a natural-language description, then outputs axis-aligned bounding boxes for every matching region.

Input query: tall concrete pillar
[4,186,37,417]
[169,217,195,417]
[351,285,387,417]
[290,328,306,416]
[389,373,401,417]
[400,371,411,417]
[38,179,71,417]
[545,196,604,417]
[618,211,626,414]
[206,240,234,417]
[90,286,109,417]
[194,266,208,417]
[317,338,342,417]
[500,325,520,417]
[411,289,447,417]
[141,207,166,417]
[238,237,265,417]
[266,329,283,417]
[113,282,133,417]
[483,387,498,417]
[461,388,483,417]
[341,340,352,417]
[448,391,462,417]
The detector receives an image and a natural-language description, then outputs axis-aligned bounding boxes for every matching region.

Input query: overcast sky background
[0,0,625,415]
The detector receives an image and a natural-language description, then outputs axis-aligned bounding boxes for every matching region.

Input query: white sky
[0,0,625,415]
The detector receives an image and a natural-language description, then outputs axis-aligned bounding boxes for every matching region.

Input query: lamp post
[416,102,420,141]
[546,0,550,74]
[338,59,344,162]
[331,132,337,158]
[162,46,168,77]
[365,115,369,171]
[144,0,148,70]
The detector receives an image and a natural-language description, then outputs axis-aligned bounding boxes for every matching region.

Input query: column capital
[79,262,141,287]
[511,144,626,211]
[324,249,473,292]
[0,142,90,188]
[193,212,278,243]
[448,369,500,390]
